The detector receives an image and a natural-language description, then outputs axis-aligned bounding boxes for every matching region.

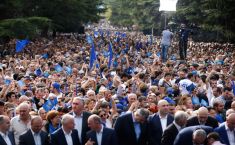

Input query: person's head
[72,97,84,115]
[98,109,108,121]
[61,114,75,132]
[212,87,222,97]
[158,100,169,116]
[86,89,96,100]
[213,99,224,113]
[174,111,188,127]
[192,129,207,145]
[226,109,235,118]
[207,132,221,145]
[104,89,112,102]
[18,103,30,120]
[178,95,193,109]
[207,107,216,118]
[35,87,46,99]
[87,114,102,132]
[46,110,60,125]
[226,113,235,130]
[0,101,4,115]
[38,108,47,120]
[0,115,10,133]
[128,93,137,105]
[18,95,29,104]
[147,93,157,103]
[31,116,43,133]
[222,87,233,99]
[134,108,150,124]
[231,101,235,110]
[197,107,209,125]
[209,78,217,89]
[6,92,16,102]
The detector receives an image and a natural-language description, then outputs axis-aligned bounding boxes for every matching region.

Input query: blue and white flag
[108,42,113,69]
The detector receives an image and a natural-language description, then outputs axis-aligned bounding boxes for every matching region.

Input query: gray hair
[61,114,74,125]
[135,108,149,120]
[174,111,188,123]
[73,97,85,105]
[213,98,225,107]
[226,109,235,117]
[193,129,207,139]
[88,114,102,124]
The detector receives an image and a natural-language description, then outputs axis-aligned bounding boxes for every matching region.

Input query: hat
[52,82,61,92]
[164,97,175,105]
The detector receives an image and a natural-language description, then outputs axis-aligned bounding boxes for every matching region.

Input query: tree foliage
[107,0,235,42]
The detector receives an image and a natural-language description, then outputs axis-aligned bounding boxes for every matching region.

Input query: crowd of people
[0,22,235,145]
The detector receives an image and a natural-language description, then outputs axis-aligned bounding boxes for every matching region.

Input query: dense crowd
[0,23,235,145]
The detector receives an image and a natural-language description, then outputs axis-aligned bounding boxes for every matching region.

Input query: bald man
[19,116,49,145]
[148,100,174,145]
[186,107,218,129]
[214,113,235,145]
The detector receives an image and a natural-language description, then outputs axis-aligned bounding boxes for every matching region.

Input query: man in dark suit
[114,108,149,145]
[214,113,235,145]
[19,116,49,145]
[85,114,118,145]
[161,111,188,145]
[51,114,81,145]
[148,100,174,145]
[71,97,91,145]
[174,125,213,145]
[0,115,15,145]
[186,107,218,129]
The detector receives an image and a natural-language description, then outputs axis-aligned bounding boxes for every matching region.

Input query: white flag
[159,0,178,11]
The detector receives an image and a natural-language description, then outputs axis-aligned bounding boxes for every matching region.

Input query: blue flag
[42,98,58,112]
[192,96,200,105]
[200,99,208,107]
[108,42,113,69]
[18,80,25,88]
[42,53,49,59]
[89,43,96,69]
[94,31,99,38]
[86,35,93,44]
[186,83,196,93]
[35,68,42,76]
[4,79,11,85]
[54,64,63,72]
[16,39,29,52]
[65,66,72,75]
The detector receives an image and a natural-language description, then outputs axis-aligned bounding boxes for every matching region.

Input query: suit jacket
[0,131,16,145]
[214,123,235,145]
[19,129,49,145]
[186,116,218,129]
[161,123,179,145]
[114,113,148,145]
[86,127,119,145]
[148,113,174,145]
[70,111,91,145]
[174,125,213,145]
[50,128,81,145]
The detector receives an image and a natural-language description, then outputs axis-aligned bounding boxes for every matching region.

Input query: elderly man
[51,114,80,145]
[70,97,91,145]
[161,111,188,145]
[114,108,149,145]
[10,103,31,145]
[19,116,49,145]
[186,107,218,128]
[0,115,15,145]
[148,99,174,145]
[85,114,118,145]
[214,113,235,145]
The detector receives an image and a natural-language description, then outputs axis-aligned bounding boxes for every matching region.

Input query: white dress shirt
[31,130,41,145]
[96,125,104,145]
[73,112,82,143]
[159,115,168,132]
[62,127,73,145]
[0,131,12,145]
[225,123,235,145]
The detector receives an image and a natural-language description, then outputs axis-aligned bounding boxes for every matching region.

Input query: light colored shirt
[0,131,12,145]
[73,112,82,143]
[212,141,225,145]
[10,115,31,145]
[132,113,141,140]
[62,127,73,145]
[161,29,173,46]
[159,115,168,132]
[225,123,235,145]
[31,130,41,145]
[96,125,104,145]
